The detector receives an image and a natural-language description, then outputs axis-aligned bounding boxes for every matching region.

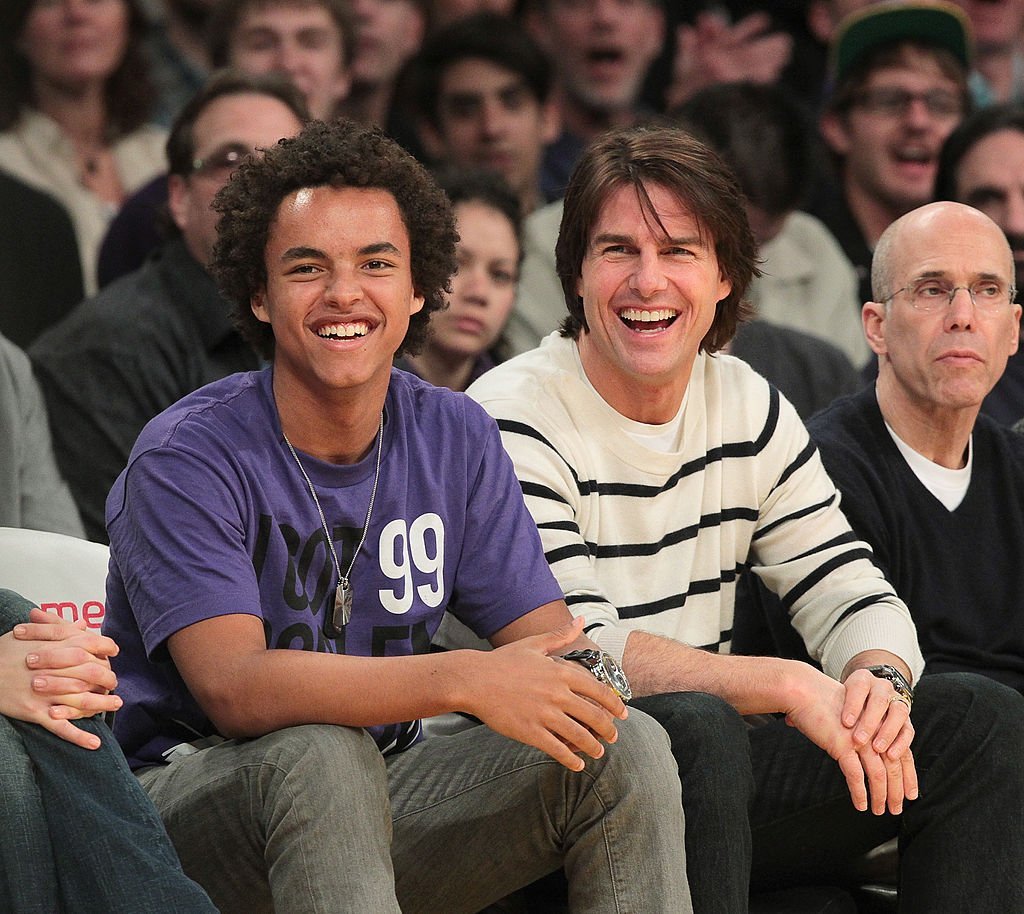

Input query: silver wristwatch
[866,664,914,710]
[562,649,632,702]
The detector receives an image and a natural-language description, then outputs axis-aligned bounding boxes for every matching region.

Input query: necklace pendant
[333,579,353,628]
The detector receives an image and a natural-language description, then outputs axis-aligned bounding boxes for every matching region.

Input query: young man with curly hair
[99,119,689,913]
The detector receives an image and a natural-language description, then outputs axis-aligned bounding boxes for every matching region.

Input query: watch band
[866,664,914,709]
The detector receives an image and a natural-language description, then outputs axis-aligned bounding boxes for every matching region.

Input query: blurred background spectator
[145,0,214,125]
[936,103,1024,423]
[0,173,84,348]
[0,333,83,536]
[675,81,870,369]
[341,0,425,144]
[951,0,1024,106]
[207,0,355,120]
[413,12,558,218]
[813,1,972,305]
[98,0,355,287]
[523,0,666,200]
[0,0,167,295]
[30,70,307,542]
[397,168,521,391]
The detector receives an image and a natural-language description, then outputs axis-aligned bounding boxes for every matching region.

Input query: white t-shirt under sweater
[455,333,924,683]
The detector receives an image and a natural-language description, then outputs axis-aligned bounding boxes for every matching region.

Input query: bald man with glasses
[765,201,1024,696]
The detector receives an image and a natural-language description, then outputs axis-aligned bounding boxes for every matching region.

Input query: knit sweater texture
[465,334,924,682]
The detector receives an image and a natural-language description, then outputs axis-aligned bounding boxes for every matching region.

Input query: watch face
[564,650,632,701]
[600,654,632,702]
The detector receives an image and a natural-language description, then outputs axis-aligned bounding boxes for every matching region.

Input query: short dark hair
[207,0,357,74]
[166,69,310,178]
[555,125,758,352]
[413,12,552,128]
[212,119,458,360]
[0,0,153,133]
[674,82,814,218]
[826,40,970,117]
[935,103,1024,201]
[432,166,523,260]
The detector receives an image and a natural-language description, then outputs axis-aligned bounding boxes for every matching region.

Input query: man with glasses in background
[815,2,972,306]
[30,71,307,542]
[801,201,1024,695]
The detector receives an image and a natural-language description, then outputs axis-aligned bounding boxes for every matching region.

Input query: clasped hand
[470,618,627,772]
[785,666,917,816]
[0,607,122,749]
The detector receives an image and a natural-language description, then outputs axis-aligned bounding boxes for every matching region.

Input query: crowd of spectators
[6,0,1024,911]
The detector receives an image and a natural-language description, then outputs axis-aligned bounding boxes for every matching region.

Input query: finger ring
[888,694,911,710]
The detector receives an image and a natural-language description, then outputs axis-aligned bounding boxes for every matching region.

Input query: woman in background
[399,168,522,391]
[0,0,166,295]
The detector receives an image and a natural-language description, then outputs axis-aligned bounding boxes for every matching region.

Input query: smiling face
[823,53,965,222]
[427,200,519,361]
[575,182,731,423]
[19,0,129,91]
[533,0,663,118]
[227,2,351,119]
[252,185,424,404]
[866,203,1021,415]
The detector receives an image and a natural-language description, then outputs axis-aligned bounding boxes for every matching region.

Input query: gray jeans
[137,711,690,913]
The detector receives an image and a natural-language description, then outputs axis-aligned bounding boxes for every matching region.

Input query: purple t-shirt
[104,368,563,770]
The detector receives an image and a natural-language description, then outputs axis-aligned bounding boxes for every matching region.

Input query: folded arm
[169,600,626,772]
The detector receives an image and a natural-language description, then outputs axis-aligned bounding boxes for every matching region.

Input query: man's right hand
[782,662,917,816]
[462,618,627,771]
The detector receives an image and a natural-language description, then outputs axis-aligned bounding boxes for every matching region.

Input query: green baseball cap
[830,1,973,84]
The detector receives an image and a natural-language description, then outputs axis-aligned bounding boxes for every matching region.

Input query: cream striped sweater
[463,333,924,683]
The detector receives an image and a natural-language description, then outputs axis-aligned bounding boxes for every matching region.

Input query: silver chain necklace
[283,413,384,632]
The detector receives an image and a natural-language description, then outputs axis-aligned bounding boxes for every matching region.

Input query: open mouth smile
[316,321,370,340]
[618,307,679,332]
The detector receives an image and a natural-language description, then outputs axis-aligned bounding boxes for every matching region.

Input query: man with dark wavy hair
[100,118,689,913]
[438,122,1024,912]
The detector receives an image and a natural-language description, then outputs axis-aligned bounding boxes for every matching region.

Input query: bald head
[872,201,1015,304]
[864,200,1021,422]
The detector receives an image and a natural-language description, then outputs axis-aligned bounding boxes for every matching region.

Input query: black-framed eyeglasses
[189,145,250,180]
[852,87,963,119]
[882,280,1018,314]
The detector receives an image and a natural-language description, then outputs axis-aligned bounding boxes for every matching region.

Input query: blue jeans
[137,710,691,913]
[0,588,214,914]
[634,672,1024,914]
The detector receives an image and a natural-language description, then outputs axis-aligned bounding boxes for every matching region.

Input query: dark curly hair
[212,119,458,359]
[0,0,153,134]
[556,124,758,353]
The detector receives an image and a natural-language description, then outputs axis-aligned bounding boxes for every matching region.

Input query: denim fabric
[138,710,691,914]
[636,674,1024,914]
[0,588,215,913]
